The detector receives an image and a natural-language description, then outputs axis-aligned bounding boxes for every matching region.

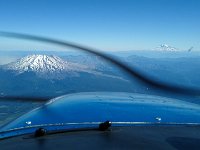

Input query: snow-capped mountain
[2,54,124,80]
[5,54,87,73]
[0,54,132,97]
[2,55,91,79]
[155,44,178,51]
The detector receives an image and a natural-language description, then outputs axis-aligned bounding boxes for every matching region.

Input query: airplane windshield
[0,35,200,134]
[0,1,200,138]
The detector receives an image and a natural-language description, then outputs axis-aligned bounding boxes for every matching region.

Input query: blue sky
[0,0,200,51]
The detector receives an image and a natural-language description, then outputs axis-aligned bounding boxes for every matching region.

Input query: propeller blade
[0,31,199,102]
[0,95,50,102]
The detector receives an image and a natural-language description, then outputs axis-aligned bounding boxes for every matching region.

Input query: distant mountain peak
[155,44,178,51]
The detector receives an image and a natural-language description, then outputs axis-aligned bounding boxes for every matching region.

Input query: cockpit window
[0,0,200,135]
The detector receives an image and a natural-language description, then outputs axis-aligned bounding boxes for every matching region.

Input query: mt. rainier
[155,44,178,51]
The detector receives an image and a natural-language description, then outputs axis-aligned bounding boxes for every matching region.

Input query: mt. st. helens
[2,54,127,80]
[3,55,89,77]
[0,54,134,97]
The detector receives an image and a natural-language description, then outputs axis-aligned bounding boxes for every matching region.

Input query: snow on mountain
[4,55,89,73]
[2,55,91,79]
[155,44,178,51]
[2,54,125,80]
